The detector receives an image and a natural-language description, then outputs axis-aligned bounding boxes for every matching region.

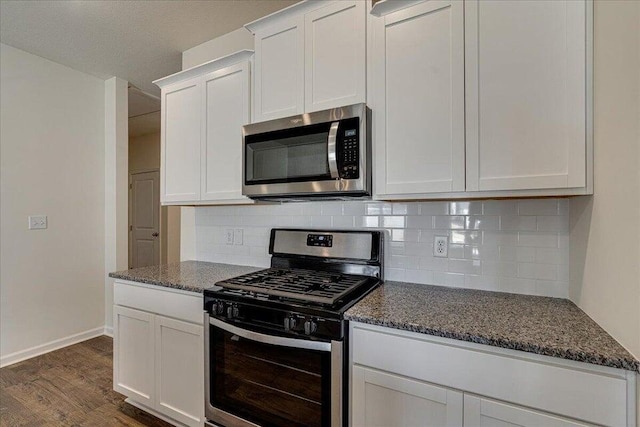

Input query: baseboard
[0,326,105,368]
[104,325,114,337]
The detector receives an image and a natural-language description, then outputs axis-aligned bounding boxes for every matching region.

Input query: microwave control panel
[338,117,360,179]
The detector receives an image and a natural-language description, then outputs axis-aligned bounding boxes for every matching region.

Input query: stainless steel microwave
[242,103,371,201]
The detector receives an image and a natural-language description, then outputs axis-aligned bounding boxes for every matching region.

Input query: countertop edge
[109,272,204,294]
[345,314,640,373]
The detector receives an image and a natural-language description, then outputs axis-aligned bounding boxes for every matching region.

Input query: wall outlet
[28,215,47,230]
[225,229,234,245]
[234,229,243,245]
[433,235,448,258]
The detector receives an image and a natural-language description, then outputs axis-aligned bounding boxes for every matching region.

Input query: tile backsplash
[194,199,569,298]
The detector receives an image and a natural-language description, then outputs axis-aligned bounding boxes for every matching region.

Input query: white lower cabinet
[113,281,204,427]
[350,322,635,427]
[352,366,463,427]
[463,395,591,427]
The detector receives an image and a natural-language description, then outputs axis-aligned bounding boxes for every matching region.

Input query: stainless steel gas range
[203,228,383,427]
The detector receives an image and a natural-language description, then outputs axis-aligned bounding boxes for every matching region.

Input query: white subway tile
[391,229,420,242]
[392,203,420,215]
[311,216,332,228]
[366,203,392,215]
[536,215,569,232]
[518,199,559,216]
[404,242,431,256]
[482,261,517,277]
[343,202,366,216]
[420,202,449,215]
[385,268,406,282]
[465,245,499,261]
[405,269,434,285]
[434,215,465,230]
[536,280,568,298]
[483,200,518,216]
[320,202,343,216]
[464,274,500,290]
[381,216,406,228]
[302,202,323,216]
[388,241,405,255]
[450,201,483,215]
[558,199,569,216]
[355,216,379,228]
[434,272,465,287]
[466,216,499,231]
[450,230,482,245]
[448,259,482,274]
[448,244,465,259]
[517,232,558,248]
[483,231,518,246]
[419,256,449,272]
[406,215,433,229]
[518,263,558,280]
[535,247,568,265]
[499,277,537,294]
[332,216,355,228]
[500,216,537,231]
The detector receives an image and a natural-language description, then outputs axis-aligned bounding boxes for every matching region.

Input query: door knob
[152,232,159,237]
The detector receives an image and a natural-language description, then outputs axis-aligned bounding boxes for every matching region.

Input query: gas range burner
[217,267,373,306]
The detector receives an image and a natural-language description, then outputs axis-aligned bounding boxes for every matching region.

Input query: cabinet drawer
[351,323,629,427]
[114,280,203,324]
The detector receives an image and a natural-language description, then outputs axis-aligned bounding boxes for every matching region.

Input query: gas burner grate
[218,268,371,306]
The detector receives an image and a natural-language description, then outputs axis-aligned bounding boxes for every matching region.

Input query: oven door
[205,315,343,427]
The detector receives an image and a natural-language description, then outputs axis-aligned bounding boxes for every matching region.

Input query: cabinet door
[201,61,251,202]
[352,365,463,427]
[304,0,366,112]
[253,16,304,122]
[465,0,588,191]
[113,306,155,406]
[463,395,592,427]
[372,0,465,198]
[155,315,204,427]
[161,78,201,203]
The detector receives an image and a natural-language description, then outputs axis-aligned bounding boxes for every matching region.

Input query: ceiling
[0,0,298,97]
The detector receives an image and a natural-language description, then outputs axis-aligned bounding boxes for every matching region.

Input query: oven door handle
[209,317,331,352]
[327,121,340,179]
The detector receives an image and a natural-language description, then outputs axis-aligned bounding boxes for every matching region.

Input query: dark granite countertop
[109,261,262,293]
[345,281,640,372]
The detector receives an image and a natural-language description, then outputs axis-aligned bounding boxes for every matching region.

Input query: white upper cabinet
[304,0,366,113]
[154,50,254,205]
[253,16,305,122]
[161,79,201,203]
[465,0,589,192]
[371,0,465,198]
[201,62,250,202]
[246,0,367,122]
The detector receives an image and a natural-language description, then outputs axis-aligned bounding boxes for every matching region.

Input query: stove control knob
[304,320,317,336]
[226,306,234,319]
[284,316,297,331]
[232,305,240,318]
[212,301,225,316]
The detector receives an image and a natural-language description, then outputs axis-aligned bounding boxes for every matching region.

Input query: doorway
[129,170,160,268]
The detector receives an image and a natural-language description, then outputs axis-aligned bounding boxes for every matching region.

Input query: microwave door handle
[327,121,340,179]
[209,317,331,352]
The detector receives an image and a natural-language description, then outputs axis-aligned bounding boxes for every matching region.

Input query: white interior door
[130,170,160,268]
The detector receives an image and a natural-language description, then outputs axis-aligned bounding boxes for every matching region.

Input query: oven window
[210,325,331,427]
[245,123,332,184]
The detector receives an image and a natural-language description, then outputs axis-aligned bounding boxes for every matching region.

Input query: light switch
[28,215,47,230]
[234,229,243,245]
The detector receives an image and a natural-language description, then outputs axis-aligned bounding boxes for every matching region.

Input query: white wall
[0,44,106,364]
[569,0,640,364]
[129,132,160,172]
[182,27,254,69]
[194,199,570,297]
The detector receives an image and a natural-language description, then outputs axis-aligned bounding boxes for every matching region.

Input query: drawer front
[114,280,203,324]
[351,323,629,427]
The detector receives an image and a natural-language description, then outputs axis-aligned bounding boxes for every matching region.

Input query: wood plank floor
[0,336,172,427]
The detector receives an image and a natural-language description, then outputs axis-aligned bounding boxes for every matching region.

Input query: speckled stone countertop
[345,281,640,372]
[109,261,262,293]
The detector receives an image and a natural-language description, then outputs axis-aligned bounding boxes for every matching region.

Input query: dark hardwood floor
[0,336,172,427]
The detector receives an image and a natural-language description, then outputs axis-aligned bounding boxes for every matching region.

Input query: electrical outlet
[225,229,234,245]
[234,229,243,245]
[433,235,448,258]
[28,215,47,230]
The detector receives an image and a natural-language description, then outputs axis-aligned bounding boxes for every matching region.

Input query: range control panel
[338,117,360,179]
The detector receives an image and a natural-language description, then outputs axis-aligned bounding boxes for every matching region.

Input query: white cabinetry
[352,365,463,427]
[465,0,589,192]
[371,0,465,197]
[113,281,204,427]
[350,322,635,427]
[161,80,201,203]
[370,0,592,199]
[247,0,367,123]
[463,396,591,427]
[154,50,253,205]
